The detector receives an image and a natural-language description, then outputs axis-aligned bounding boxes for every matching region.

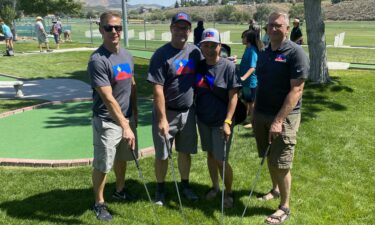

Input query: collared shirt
[255,40,309,115]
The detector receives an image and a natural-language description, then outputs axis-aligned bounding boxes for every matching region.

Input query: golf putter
[239,142,272,224]
[221,138,228,225]
[163,135,188,225]
[130,149,160,225]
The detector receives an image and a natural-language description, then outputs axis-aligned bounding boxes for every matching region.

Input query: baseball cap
[200,28,221,44]
[171,12,191,25]
[293,18,300,23]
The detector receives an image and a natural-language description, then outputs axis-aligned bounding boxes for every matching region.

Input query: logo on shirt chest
[113,63,132,81]
[275,54,287,63]
[196,73,215,89]
[174,59,195,76]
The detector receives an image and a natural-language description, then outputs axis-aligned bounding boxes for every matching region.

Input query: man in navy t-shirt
[147,12,203,206]
[253,12,309,224]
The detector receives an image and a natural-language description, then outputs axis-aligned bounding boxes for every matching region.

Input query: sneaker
[205,187,219,200]
[181,187,199,202]
[224,193,234,208]
[93,203,112,221]
[155,190,166,206]
[112,188,137,201]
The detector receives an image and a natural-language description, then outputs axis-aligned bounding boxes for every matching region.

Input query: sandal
[265,205,290,225]
[258,189,280,201]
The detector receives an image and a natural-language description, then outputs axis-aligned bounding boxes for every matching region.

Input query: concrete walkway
[0,78,91,101]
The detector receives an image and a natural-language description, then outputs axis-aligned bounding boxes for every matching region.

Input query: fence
[13,17,246,49]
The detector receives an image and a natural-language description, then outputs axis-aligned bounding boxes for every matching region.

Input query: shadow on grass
[19,70,90,85]
[42,99,153,128]
[0,179,273,224]
[302,76,352,122]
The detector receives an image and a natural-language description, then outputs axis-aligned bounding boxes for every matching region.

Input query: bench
[0,81,24,97]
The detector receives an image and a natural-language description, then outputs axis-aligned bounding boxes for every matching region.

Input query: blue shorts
[242,87,256,103]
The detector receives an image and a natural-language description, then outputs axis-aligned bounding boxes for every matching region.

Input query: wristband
[224,119,232,125]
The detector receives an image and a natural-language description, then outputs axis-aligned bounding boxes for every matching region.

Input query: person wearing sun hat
[195,28,241,208]
[147,12,203,206]
[34,16,52,52]
[290,18,303,45]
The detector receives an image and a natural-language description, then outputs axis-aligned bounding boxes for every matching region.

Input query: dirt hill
[324,0,375,21]
[162,1,374,21]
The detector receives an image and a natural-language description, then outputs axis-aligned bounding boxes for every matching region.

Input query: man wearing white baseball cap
[195,28,241,208]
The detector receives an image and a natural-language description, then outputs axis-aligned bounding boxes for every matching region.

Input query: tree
[0,5,16,25]
[289,3,304,21]
[175,0,179,8]
[19,0,82,17]
[304,0,330,83]
[254,5,271,23]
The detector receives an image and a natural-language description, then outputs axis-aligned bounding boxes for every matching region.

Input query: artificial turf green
[0,100,153,160]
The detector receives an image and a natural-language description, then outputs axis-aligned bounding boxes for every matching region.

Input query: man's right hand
[123,126,136,150]
[158,118,169,137]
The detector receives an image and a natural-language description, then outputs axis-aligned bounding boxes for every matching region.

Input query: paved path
[0,78,91,101]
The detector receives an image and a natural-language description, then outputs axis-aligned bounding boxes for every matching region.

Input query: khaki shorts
[92,116,138,173]
[253,111,301,169]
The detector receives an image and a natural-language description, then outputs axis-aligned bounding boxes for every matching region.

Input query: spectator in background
[35,16,52,52]
[239,30,260,129]
[64,30,72,42]
[290,18,303,45]
[50,19,60,49]
[55,17,63,40]
[0,19,14,51]
[248,19,260,39]
[194,20,204,45]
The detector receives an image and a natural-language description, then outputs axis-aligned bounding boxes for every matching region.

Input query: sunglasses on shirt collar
[102,24,123,32]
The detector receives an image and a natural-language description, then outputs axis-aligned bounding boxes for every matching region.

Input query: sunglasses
[102,25,123,32]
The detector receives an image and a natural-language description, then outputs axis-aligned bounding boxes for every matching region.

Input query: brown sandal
[265,205,290,224]
[258,189,280,201]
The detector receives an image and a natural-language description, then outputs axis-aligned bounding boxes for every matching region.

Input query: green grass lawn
[0,70,374,224]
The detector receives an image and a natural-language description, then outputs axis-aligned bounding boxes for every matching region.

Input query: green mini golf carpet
[0,99,153,160]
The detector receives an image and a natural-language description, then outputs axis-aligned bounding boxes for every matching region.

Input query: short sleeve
[249,48,258,68]
[147,50,166,86]
[289,46,309,80]
[88,59,111,89]
[227,62,242,89]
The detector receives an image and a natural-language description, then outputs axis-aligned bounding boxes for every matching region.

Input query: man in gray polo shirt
[147,12,203,206]
[253,12,309,224]
[88,11,138,221]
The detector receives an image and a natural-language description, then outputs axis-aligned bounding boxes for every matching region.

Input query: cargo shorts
[253,111,301,169]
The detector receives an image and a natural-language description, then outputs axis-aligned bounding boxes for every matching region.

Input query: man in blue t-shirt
[147,12,203,206]
[253,12,309,225]
[0,19,14,51]
[87,11,138,221]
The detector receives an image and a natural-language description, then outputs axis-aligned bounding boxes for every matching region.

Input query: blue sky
[128,0,176,7]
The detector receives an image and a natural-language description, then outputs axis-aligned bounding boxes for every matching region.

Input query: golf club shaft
[221,139,227,225]
[164,136,187,225]
[240,143,271,223]
[130,150,160,225]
